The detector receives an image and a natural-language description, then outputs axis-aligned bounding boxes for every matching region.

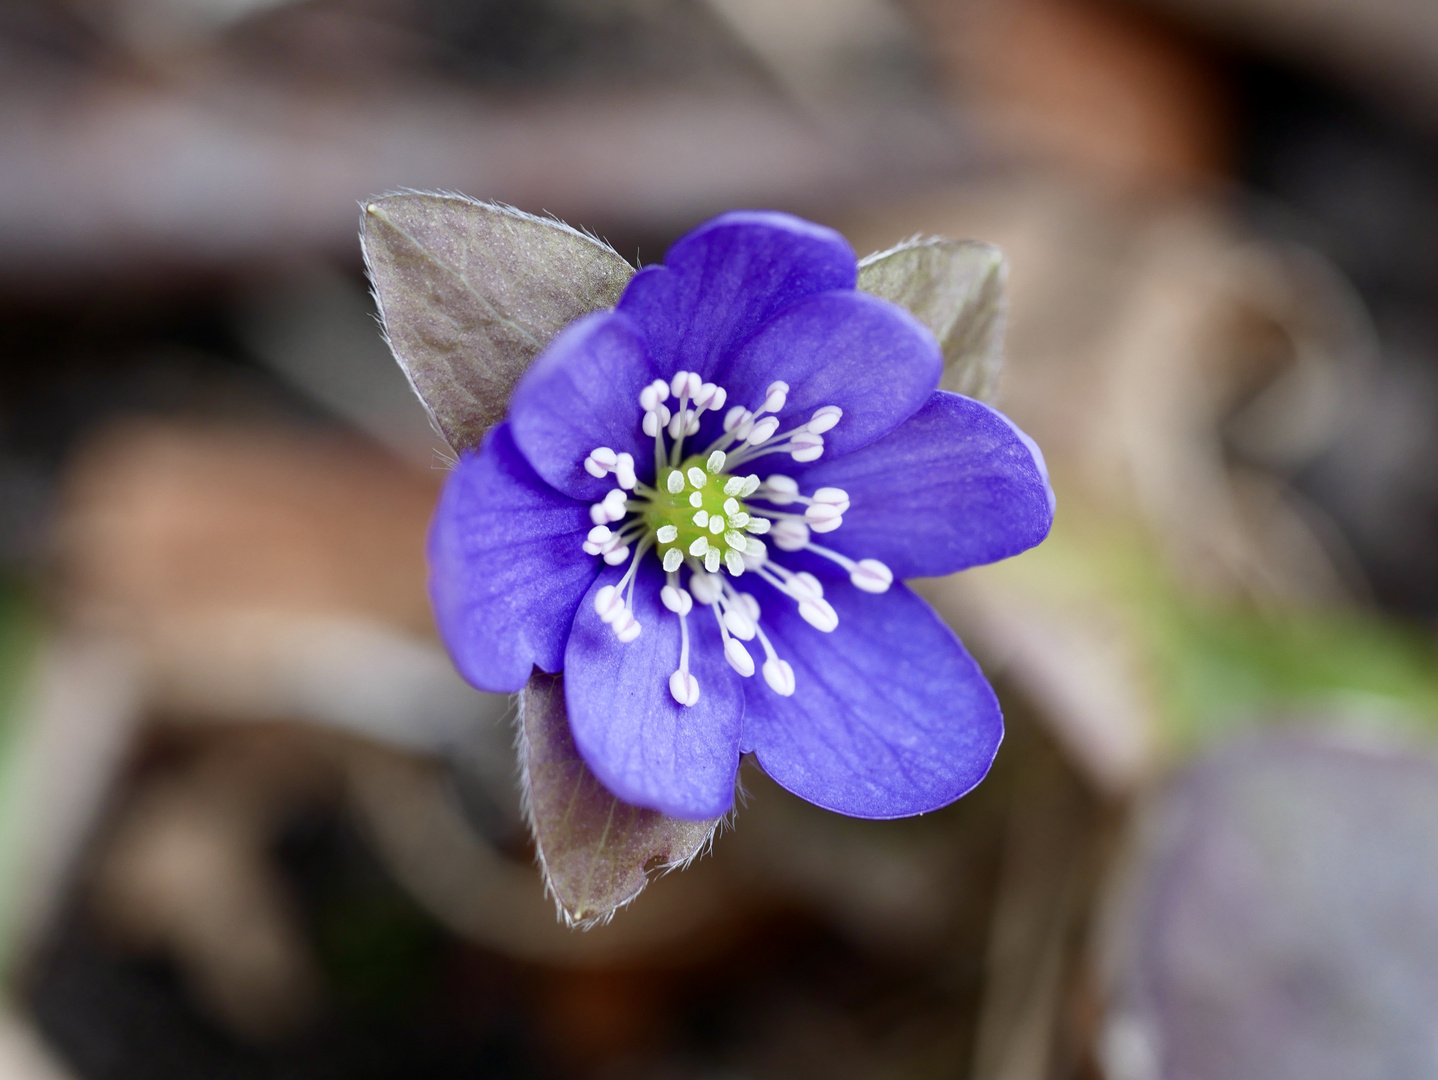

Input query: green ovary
[643,455,756,565]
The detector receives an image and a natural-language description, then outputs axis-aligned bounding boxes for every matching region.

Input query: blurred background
[3,0,1438,1076]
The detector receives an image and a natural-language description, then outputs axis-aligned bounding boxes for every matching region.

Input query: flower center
[578,369,893,707]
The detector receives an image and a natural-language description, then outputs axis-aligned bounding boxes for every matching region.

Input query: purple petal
[428,423,598,693]
[565,560,744,819]
[508,310,661,501]
[739,576,1001,819]
[713,291,941,460]
[618,211,857,378]
[793,391,1054,579]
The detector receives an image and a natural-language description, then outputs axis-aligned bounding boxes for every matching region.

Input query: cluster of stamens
[581,369,894,706]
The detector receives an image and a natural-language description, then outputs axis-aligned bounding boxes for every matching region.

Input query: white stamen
[761,475,800,505]
[723,476,745,496]
[643,411,662,437]
[670,370,691,398]
[709,386,728,412]
[689,571,723,605]
[791,572,824,600]
[724,548,745,575]
[804,504,844,532]
[603,545,631,566]
[666,470,685,494]
[729,512,750,528]
[686,466,707,489]
[763,657,796,696]
[737,592,761,621]
[587,525,612,544]
[694,381,718,408]
[850,558,893,593]
[663,548,683,572]
[807,405,842,434]
[584,458,607,478]
[740,538,767,568]
[689,491,703,508]
[724,637,755,677]
[615,453,637,490]
[722,604,756,641]
[669,669,700,706]
[740,475,761,497]
[593,585,624,623]
[763,380,790,413]
[811,487,850,511]
[603,489,628,519]
[612,608,641,642]
[706,451,727,473]
[724,530,747,552]
[770,518,811,551]
[704,548,721,573]
[746,416,780,445]
[723,406,750,433]
[656,524,678,543]
[590,446,617,467]
[693,510,709,527]
[589,503,609,526]
[689,536,710,557]
[722,497,739,515]
[708,515,725,535]
[745,517,770,534]
[789,431,824,462]
[660,585,693,615]
[684,371,703,400]
[798,598,839,632]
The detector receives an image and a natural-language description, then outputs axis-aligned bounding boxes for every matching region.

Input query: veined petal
[565,561,744,820]
[508,310,662,501]
[740,576,1001,819]
[429,423,598,693]
[618,211,857,378]
[713,291,941,460]
[794,390,1054,578]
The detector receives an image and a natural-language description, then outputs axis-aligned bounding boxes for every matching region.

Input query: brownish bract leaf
[519,672,721,927]
[361,193,635,454]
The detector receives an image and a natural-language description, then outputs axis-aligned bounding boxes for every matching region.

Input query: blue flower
[428,211,1054,821]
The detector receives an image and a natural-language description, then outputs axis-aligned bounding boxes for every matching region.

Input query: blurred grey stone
[1105,728,1438,1080]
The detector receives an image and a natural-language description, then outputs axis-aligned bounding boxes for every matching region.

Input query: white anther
[694,381,718,408]
[589,503,609,526]
[689,572,723,605]
[744,516,770,534]
[615,616,642,643]
[704,548,721,573]
[804,503,843,527]
[610,605,640,637]
[686,466,707,489]
[738,593,760,620]
[724,548,745,575]
[770,518,811,551]
[761,475,800,504]
[789,431,825,462]
[684,372,703,400]
[706,451,727,474]
[689,491,703,508]
[693,510,709,527]
[723,605,756,641]
[798,599,839,633]
[689,536,710,557]
[792,572,825,600]
[812,487,850,510]
[685,412,701,436]
[582,541,603,555]
[670,370,691,397]
[643,411,661,438]
[591,446,618,467]
[741,544,768,570]
[723,476,745,496]
[662,548,684,572]
[667,411,685,439]
[763,658,796,696]
[669,669,700,706]
[722,497,739,515]
[640,385,660,411]
[807,405,842,434]
[603,489,628,518]
[740,475,761,497]
[615,453,637,490]
[763,381,789,413]
[593,585,624,623]
[850,559,894,593]
[746,416,780,445]
[584,457,608,478]
[656,524,678,543]
[723,406,749,432]
[603,545,631,566]
[734,416,755,440]
[587,525,612,544]
[724,637,755,677]
[809,516,842,534]
[661,585,693,615]
[729,512,750,528]
[725,531,748,553]
[666,470,686,494]
[709,386,727,412]
[708,515,725,535]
